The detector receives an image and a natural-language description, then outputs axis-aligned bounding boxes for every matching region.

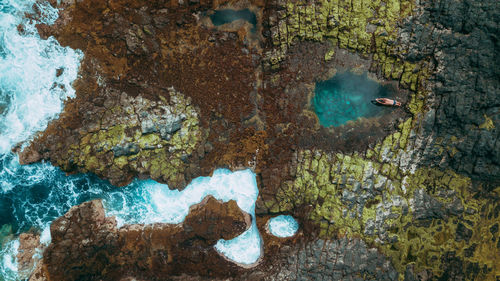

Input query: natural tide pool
[209,9,257,32]
[312,71,395,127]
[268,215,299,238]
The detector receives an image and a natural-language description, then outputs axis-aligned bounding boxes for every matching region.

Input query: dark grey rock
[112,143,140,157]
[266,238,399,281]
[413,189,446,220]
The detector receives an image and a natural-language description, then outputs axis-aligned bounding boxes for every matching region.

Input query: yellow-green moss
[270,123,499,280]
[64,88,203,186]
[479,114,495,130]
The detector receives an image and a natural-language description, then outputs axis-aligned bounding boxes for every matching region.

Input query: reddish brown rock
[17,233,42,280]
[17,149,41,165]
[35,197,250,280]
[22,0,264,188]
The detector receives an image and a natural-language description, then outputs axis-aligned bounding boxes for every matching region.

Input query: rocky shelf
[12,0,500,279]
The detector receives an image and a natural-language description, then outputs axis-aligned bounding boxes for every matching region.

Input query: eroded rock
[34,197,250,280]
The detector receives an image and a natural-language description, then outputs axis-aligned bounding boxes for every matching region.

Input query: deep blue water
[313,71,394,127]
[210,9,257,32]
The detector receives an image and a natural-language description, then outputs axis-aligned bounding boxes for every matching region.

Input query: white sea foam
[0,0,263,274]
[0,0,82,154]
[104,168,263,265]
[0,238,20,280]
[268,215,299,237]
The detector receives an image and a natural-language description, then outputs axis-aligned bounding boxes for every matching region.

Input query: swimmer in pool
[372,98,401,107]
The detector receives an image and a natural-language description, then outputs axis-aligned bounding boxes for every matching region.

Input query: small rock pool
[209,9,257,32]
[312,71,396,127]
[268,215,299,238]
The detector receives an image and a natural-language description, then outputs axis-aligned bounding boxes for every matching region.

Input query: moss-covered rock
[268,125,499,280]
[65,87,204,188]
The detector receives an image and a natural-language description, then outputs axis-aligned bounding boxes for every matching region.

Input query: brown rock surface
[17,233,42,280]
[21,0,263,188]
[35,197,250,280]
[20,0,405,195]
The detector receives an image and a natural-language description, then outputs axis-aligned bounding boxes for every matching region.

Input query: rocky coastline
[15,0,499,279]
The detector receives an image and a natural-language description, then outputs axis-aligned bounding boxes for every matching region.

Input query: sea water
[313,71,394,127]
[104,168,262,265]
[0,0,83,277]
[0,2,262,279]
[268,215,299,238]
[0,0,83,154]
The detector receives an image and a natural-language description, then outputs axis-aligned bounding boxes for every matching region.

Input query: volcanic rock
[33,197,250,280]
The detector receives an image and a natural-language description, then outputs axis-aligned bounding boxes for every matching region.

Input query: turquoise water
[313,72,393,127]
[0,0,82,153]
[0,1,263,279]
[104,168,262,265]
[268,215,299,237]
[210,9,257,32]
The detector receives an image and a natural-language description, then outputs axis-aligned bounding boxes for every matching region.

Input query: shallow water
[313,71,394,127]
[210,9,257,32]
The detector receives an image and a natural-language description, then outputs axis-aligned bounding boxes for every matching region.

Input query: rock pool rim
[311,70,399,128]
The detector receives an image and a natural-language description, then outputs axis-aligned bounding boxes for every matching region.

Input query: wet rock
[140,113,186,139]
[112,143,140,157]
[18,148,41,165]
[37,197,250,280]
[22,87,202,188]
[455,222,473,242]
[265,238,399,281]
[17,233,42,280]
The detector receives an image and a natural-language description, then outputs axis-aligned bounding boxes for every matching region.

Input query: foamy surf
[104,168,263,265]
[0,0,82,154]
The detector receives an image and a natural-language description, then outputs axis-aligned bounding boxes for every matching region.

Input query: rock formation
[28,197,250,280]
[15,0,500,279]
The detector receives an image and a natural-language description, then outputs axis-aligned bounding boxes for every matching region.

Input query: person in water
[372,98,401,107]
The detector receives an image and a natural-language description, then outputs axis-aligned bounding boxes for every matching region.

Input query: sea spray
[0,238,19,280]
[104,168,262,265]
[0,162,263,279]
[0,0,83,154]
[0,1,263,279]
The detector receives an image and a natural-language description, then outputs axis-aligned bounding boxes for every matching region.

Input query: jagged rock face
[265,238,400,281]
[17,233,42,280]
[398,0,500,182]
[22,86,202,188]
[21,0,262,188]
[35,197,250,280]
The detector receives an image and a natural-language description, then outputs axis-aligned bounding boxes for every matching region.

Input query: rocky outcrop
[17,0,499,279]
[398,0,500,182]
[22,0,263,188]
[266,147,499,279]
[17,233,42,280]
[265,238,400,281]
[32,197,250,280]
[22,86,202,188]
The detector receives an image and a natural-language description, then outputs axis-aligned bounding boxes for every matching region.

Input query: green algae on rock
[266,0,428,87]
[266,131,499,279]
[62,87,203,188]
